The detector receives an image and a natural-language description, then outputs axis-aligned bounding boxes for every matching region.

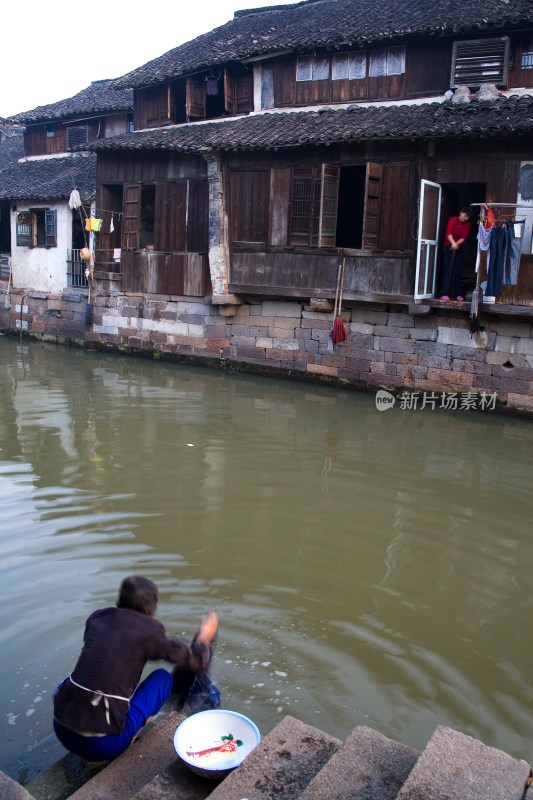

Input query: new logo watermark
[375,390,497,412]
[375,390,396,411]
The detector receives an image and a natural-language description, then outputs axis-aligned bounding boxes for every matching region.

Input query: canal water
[1,336,532,781]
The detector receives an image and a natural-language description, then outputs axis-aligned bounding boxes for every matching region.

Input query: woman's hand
[197,611,218,646]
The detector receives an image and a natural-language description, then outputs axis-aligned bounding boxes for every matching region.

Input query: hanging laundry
[485,220,525,296]
[110,214,115,234]
[85,217,103,233]
[206,78,219,96]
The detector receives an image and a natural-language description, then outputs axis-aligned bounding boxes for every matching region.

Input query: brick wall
[1,286,533,413]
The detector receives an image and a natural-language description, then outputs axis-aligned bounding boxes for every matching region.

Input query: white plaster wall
[10,202,72,294]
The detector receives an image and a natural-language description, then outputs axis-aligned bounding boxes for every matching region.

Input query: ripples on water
[0,338,532,780]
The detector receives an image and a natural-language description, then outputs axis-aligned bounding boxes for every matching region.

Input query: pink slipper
[455,295,465,302]
[440,295,450,301]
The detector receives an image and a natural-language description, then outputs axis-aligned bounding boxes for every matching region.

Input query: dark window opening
[335,166,366,248]
[0,204,11,254]
[140,186,155,248]
[206,78,225,118]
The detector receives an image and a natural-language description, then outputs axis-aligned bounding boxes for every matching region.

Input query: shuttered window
[44,210,57,247]
[230,171,270,243]
[67,125,89,148]
[451,37,510,88]
[16,209,56,247]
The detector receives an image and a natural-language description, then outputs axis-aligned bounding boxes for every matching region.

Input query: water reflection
[0,337,532,780]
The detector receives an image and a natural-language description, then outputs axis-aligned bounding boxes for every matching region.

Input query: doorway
[439,182,485,296]
[335,165,366,248]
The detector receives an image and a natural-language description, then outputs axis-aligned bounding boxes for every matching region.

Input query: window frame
[16,208,57,248]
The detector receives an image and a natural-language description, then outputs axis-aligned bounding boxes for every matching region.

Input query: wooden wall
[121,250,210,296]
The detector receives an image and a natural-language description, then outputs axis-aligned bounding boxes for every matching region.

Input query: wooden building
[0,81,132,293]
[87,0,533,310]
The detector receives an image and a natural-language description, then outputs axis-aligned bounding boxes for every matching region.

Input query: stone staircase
[2,713,531,800]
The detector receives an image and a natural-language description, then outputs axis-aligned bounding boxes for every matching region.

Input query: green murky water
[1,336,532,781]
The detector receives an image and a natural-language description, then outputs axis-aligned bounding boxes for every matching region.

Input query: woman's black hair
[117,575,158,616]
[461,206,474,217]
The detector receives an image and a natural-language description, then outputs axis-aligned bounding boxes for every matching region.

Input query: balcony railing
[66,250,89,288]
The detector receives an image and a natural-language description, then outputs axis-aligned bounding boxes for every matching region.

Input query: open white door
[414,180,441,299]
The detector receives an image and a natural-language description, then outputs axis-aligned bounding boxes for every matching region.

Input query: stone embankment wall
[2,286,533,414]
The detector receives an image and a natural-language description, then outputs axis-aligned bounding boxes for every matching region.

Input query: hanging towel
[110,214,115,234]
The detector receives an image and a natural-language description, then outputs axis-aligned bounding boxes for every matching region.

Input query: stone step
[25,754,107,800]
[202,714,342,800]
[396,725,532,800]
[1,772,35,800]
[298,725,421,800]
[48,712,184,800]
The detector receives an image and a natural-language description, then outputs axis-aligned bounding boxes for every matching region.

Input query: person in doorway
[53,575,218,762]
[439,207,473,301]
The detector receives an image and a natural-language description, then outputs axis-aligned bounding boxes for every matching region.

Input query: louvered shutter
[451,37,509,88]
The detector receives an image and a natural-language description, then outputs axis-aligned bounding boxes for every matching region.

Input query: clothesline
[470,202,532,208]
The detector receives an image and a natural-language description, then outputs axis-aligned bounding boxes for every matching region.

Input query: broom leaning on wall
[328,257,348,353]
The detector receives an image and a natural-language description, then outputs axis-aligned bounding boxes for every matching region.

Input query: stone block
[417,355,450,370]
[321,354,347,367]
[299,726,420,800]
[235,346,266,360]
[396,725,531,800]
[208,715,341,800]
[409,328,438,342]
[301,318,331,331]
[303,339,319,354]
[262,301,302,318]
[266,348,293,361]
[437,327,495,349]
[514,338,533,355]
[350,308,388,324]
[272,338,299,350]
[387,312,415,328]
[377,338,416,354]
[507,393,533,409]
[488,320,532,338]
[415,341,449,357]
[370,361,387,374]
[486,352,527,368]
[350,322,374,334]
[230,335,257,347]
[374,325,410,338]
[256,337,274,349]
[308,298,334,313]
[426,369,473,388]
[385,353,420,366]
[494,335,520,353]
[268,327,297,340]
[307,364,339,377]
[93,324,119,336]
[490,364,533,382]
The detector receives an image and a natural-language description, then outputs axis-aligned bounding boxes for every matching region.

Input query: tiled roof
[112,0,533,89]
[83,94,533,154]
[7,80,133,124]
[0,134,24,171]
[0,154,96,201]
